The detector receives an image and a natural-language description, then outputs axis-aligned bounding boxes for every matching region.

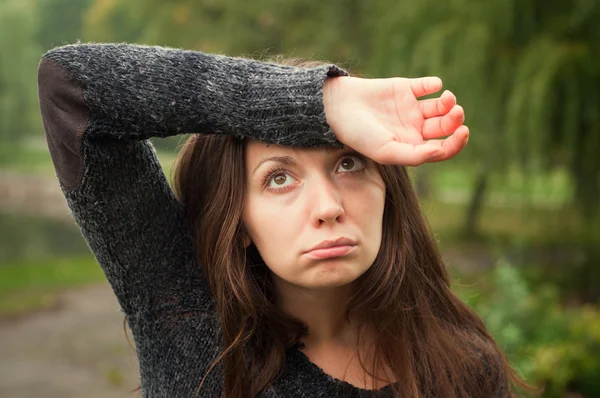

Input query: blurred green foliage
[3,0,597,229]
[457,261,600,397]
[0,0,42,160]
[35,0,93,50]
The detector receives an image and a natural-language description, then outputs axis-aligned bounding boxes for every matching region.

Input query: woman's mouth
[303,244,356,260]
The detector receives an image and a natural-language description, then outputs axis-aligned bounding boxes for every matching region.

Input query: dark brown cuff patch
[38,57,89,191]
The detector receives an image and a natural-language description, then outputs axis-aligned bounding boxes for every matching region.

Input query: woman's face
[242,139,386,290]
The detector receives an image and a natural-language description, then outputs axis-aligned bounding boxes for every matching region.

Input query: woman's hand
[323,75,469,166]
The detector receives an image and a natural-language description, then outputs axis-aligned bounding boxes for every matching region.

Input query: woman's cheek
[342,174,384,201]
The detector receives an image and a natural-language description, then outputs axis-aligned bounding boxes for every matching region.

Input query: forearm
[39,42,347,147]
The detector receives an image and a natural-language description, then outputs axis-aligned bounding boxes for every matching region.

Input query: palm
[325,76,469,166]
[376,80,429,145]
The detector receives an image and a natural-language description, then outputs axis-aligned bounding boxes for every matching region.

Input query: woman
[37,43,526,397]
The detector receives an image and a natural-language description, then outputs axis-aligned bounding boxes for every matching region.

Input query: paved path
[0,170,73,224]
[0,170,139,397]
[0,284,140,398]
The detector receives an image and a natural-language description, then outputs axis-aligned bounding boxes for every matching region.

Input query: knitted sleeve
[37,42,347,317]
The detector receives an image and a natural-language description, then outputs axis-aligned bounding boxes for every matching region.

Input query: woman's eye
[337,155,366,173]
[268,173,296,189]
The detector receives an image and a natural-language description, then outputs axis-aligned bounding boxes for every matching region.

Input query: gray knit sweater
[37,42,394,397]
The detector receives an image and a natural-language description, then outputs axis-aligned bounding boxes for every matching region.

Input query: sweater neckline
[286,342,397,396]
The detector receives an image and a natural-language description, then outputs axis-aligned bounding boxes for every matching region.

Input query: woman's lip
[303,245,356,260]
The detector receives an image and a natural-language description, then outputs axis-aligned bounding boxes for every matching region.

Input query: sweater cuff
[241,63,348,148]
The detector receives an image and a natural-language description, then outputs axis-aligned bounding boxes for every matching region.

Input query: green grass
[0,144,56,176]
[0,255,106,317]
[0,140,178,179]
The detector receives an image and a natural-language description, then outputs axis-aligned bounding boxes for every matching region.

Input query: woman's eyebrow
[252,156,296,176]
[251,147,348,176]
[325,146,345,154]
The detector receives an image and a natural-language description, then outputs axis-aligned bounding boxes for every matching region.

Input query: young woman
[38,43,526,397]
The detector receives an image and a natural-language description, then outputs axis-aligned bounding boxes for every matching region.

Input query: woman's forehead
[245,139,346,159]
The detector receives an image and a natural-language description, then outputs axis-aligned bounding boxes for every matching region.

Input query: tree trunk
[464,172,488,238]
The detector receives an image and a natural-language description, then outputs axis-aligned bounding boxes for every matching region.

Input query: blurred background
[0,0,599,397]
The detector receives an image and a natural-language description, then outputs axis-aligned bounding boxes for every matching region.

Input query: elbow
[37,56,89,191]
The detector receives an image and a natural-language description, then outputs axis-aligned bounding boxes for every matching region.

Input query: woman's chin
[302,265,363,289]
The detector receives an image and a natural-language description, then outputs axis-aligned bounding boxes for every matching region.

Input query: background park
[0,0,599,397]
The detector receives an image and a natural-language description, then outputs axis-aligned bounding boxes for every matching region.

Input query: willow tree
[506,1,600,220]
[369,0,600,234]
[82,0,372,63]
[34,0,93,51]
[0,0,42,161]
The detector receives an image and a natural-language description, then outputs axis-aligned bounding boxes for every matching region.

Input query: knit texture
[37,42,396,397]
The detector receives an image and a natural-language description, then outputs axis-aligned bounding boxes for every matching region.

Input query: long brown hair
[170,58,534,397]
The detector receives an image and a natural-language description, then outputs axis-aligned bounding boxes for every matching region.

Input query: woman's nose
[309,180,345,226]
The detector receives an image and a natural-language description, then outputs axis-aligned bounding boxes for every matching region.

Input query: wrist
[323,75,352,135]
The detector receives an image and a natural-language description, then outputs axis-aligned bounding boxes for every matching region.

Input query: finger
[409,76,443,98]
[373,140,444,167]
[426,125,470,163]
[422,105,465,139]
[419,90,456,118]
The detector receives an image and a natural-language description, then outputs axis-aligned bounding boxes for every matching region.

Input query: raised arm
[37,42,347,317]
